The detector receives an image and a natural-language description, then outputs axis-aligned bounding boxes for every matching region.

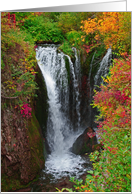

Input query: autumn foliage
[90,55,131,192]
[1,13,38,117]
[94,56,131,129]
[69,55,131,192]
[81,12,131,55]
[1,11,131,192]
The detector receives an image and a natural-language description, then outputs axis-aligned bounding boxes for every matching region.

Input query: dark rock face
[70,127,98,155]
[1,102,45,192]
[43,137,51,159]
[34,65,51,158]
[34,65,48,138]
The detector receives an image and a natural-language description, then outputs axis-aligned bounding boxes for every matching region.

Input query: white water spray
[94,48,112,88]
[36,45,91,181]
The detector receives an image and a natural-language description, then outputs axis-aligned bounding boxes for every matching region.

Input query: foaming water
[36,45,92,181]
[94,48,112,88]
[43,130,92,182]
[44,153,91,182]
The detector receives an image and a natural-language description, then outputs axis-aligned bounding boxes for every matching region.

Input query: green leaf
[87,170,94,174]
[94,171,99,176]
[70,177,75,182]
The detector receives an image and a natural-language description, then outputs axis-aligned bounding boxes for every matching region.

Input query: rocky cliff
[1,97,45,192]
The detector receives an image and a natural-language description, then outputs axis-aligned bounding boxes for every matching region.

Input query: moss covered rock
[1,101,44,192]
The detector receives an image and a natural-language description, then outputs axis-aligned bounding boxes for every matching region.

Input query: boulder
[70,127,98,155]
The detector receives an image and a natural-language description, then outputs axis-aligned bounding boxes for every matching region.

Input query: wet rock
[1,106,45,191]
[40,177,74,192]
[70,127,98,155]
[35,66,48,128]
[44,138,51,155]
[14,187,31,192]
[31,184,42,192]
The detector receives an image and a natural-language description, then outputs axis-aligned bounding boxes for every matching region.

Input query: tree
[81,12,131,55]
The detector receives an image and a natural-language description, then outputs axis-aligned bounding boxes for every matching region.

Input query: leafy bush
[42,12,61,22]
[66,30,83,48]
[22,15,64,43]
[81,12,131,55]
[87,56,131,192]
[57,12,78,34]
[59,40,74,57]
[1,13,38,113]
[57,12,95,34]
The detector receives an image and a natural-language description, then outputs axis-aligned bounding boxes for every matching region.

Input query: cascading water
[93,48,112,142]
[88,51,96,126]
[36,45,92,182]
[94,48,112,89]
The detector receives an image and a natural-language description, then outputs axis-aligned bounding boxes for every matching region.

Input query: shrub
[1,13,38,113]
[88,55,131,192]
[66,30,83,48]
[59,40,74,57]
[22,15,64,43]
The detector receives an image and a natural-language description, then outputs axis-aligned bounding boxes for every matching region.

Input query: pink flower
[20,103,32,118]
[34,45,38,49]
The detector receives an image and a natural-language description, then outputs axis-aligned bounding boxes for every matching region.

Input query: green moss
[1,173,22,192]
[28,111,45,164]
[1,172,40,192]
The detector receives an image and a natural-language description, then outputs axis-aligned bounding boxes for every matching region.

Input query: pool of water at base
[30,154,93,192]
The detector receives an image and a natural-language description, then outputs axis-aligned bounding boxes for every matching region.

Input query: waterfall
[94,48,112,88]
[88,52,96,126]
[36,45,91,181]
[93,48,112,142]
